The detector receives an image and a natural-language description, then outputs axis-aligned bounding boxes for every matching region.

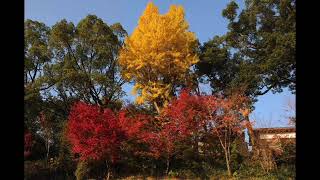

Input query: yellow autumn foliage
[240,108,250,117]
[119,2,199,106]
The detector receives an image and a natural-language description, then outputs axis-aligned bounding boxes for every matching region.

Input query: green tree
[25,20,51,86]
[42,15,126,107]
[197,0,296,99]
[197,36,239,96]
[24,19,52,135]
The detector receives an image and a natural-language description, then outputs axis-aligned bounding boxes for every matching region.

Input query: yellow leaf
[119,2,199,107]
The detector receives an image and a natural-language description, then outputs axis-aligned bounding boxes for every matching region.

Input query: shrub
[25,160,49,180]
[24,159,72,180]
[274,141,296,167]
[168,170,179,177]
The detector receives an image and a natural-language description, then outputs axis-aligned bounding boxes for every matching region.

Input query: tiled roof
[253,127,295,133]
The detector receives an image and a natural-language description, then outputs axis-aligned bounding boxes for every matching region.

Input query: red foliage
[142,89,249,160]
[142,122,186,159]
[118,110,150,140]
[66,90,250,170]
[142,90,215,159]
[161,90,218,134]
[208,93,250,135]
[24,131,32,158]
[67,102,149,162]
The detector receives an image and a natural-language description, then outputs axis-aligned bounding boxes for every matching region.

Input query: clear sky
[25,0,295,128]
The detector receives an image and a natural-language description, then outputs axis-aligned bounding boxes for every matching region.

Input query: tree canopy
[45,15,126,106]
[196,0,295,100]
[119,2,199,111]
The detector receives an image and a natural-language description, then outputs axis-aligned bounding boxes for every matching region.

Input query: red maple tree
[143,90,216,174]
[204,93,250,176]
[67,102,124,160]
[118,110,150,141]
[67,91,250,177]
[143,89,250,175]
[67,101,149,179]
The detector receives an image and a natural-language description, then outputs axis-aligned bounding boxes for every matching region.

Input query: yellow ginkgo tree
[119,2,199,112]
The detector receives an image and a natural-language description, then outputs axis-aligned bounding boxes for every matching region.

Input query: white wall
[259,132,295,139]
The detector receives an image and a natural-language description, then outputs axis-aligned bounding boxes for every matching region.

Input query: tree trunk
[165,157,170,175]
[194,136,199,155]
[153,101,160,114]
[46,139,50,161]
[224,150,232,176]
[245,115,255,147]
[106,170,110,180]
[106,160,111,180]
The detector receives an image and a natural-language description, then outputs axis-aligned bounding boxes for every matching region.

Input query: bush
[24,159,74,180]
[275,142,296,167]
[25,160,50,180]
[168,170,179,177]
[74,159,109,180]
[230,159,295,180]
[230,138,247,171]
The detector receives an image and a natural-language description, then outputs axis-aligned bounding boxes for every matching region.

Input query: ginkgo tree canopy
[119,2,199,109]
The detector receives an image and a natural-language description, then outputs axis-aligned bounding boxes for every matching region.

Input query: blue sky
[25,0,295,127]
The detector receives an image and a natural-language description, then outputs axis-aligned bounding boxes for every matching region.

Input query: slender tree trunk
[194,135,200,161]
[46,139,50,161]
[106,170,110,180]
[25,73,28,84]
[106,160,110,180]
[153,101,160,114]
[224,150,232,176]
[245,115,255,147]
[165,156,170,175]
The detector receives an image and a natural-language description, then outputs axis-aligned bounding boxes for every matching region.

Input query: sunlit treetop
[119,2,199,109]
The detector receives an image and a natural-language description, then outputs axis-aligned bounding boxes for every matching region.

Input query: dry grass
[120,176,182,180]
